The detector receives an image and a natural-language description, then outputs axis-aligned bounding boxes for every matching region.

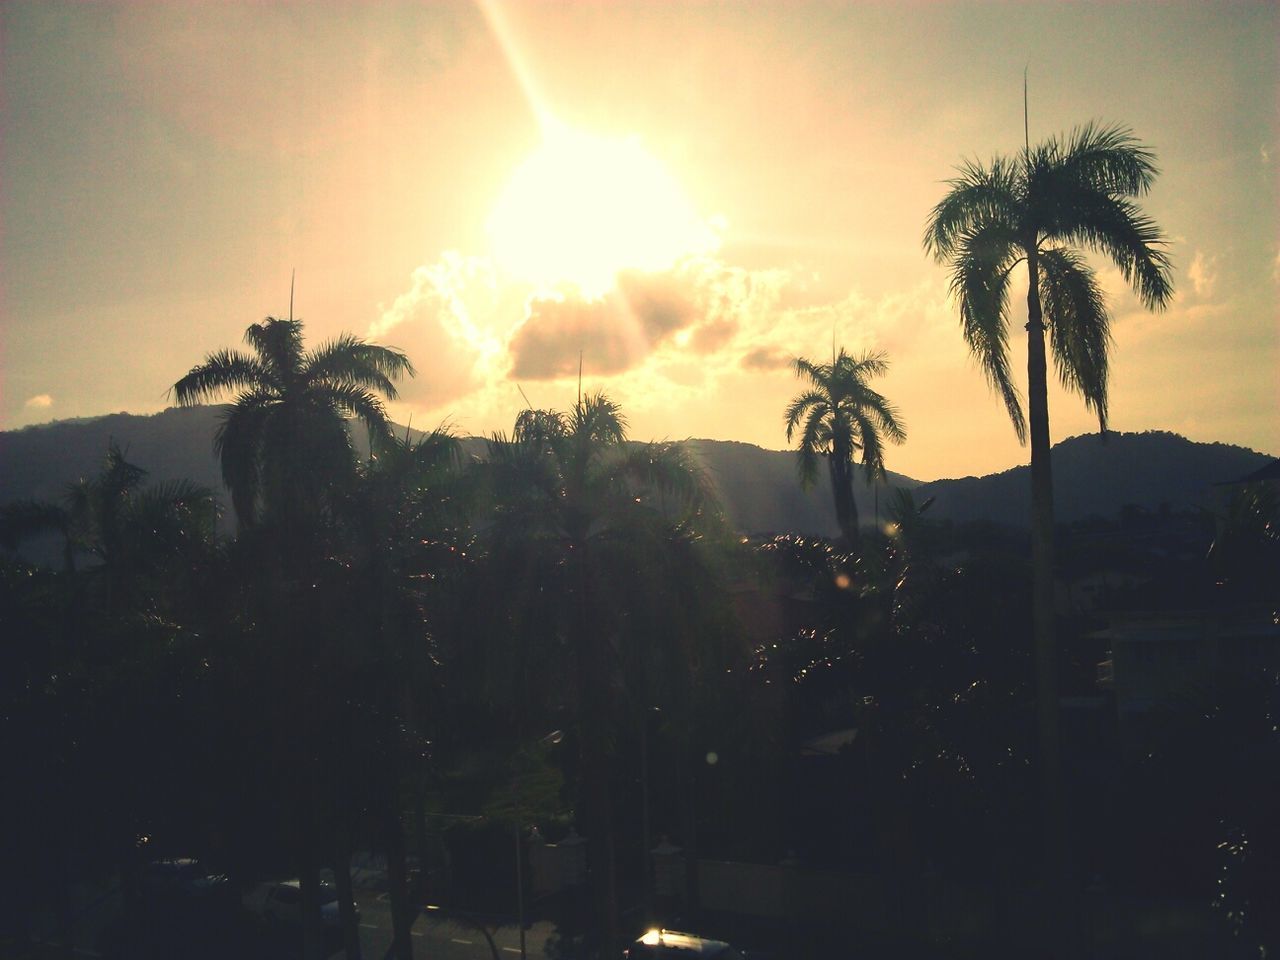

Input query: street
[8,888,560,960]
[352,892,557,960]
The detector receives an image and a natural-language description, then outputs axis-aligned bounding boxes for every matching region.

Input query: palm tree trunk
[678,739,700,913]
[1024,247,1068,900]
[573,545,619,958]
[829,454,860,547]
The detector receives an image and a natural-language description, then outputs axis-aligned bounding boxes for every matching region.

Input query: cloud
[376,247,980,447]
[509,295,638,380]
[741,347,791,371]
[691,319,738,353]
[24,394,53,409]
[368,253,504,409]
[616,269,701,341]
[732,277,958,376]
[1187,250,1218,299]
[506,259,787,380]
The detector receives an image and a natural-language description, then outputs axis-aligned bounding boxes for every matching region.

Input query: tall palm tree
[339,426,462,960]
[483,392,717,957]
[173,316,412,959]
[172,316,414,531]
[784,349,906,547]
[923,122,1173,886]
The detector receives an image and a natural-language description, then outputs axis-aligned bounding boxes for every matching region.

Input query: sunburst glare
[487,121,720,298]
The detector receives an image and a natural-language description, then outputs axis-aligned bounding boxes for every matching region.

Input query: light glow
[487,122,719,297]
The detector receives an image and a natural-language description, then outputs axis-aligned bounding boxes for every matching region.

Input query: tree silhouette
[784,349,906,547]
[338,425,463,960]
[482,392,716,956]
[923,121,1173,889]
[172,317,413,531]
[173,316,412,959]
[0,440,218,615]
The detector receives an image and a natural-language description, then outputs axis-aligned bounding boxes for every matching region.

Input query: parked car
[242,879,357,930]
[625,929,747,960]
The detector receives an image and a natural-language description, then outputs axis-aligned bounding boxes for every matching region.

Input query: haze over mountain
[1,407,1271,545]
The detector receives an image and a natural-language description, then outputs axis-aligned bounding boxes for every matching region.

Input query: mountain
[684,438,917,537]
[1,409,1272,546]
[914,431,1272,527]
[1,407,229,514]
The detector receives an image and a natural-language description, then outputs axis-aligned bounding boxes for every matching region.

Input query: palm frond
[790,355,832,390]
[99,441,149,500]
[172,349,269,406]
[857,386,908,445]
[319,382,393,443]
[513,409,568,447]
[836,348,891,380]
[573,392,628,447]
[408,427,462,474]
[214,395,272,526]
[796,406,830,489]
[923,155,1022,260]
[950,227,1026,442]
[852,409,887,483]
[244,317,305,381]
[1052,121,1160,196]
[1051,189,1174,310]
[62,478,95,531]
[146,479,220,521]
[484,429,564,516]
[1039,247,1111,431]
[783,389,828,442]
[305,334,414,400]
[613,442,716,527]
[129,481,220,549]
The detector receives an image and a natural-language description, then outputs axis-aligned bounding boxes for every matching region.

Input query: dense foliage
[3,313,1275,960]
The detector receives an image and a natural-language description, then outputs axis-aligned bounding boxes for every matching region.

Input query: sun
[487,122,719,297]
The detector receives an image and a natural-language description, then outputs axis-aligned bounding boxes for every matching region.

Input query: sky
[2,0,1276,481]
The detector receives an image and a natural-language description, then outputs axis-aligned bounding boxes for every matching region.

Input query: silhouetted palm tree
[339,426,462,960]
[923,121,1173,886]
[173,317,411,959]
[0,440,217,614]
[483,392,715,957]
[784,349,906,546]
[172,316,413,531]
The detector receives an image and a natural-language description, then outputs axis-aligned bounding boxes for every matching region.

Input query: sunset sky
[2,0,1276,480]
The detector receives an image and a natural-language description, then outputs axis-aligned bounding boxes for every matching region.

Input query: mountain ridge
[1,408,1272,541]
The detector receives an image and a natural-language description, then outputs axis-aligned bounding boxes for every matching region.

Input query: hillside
[915,431,1272,527]
[684,438,916,537]
[1,410,1272,544]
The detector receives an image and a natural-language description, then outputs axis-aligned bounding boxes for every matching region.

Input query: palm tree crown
[172,317,414,528]
[923,121,1173,438]
[784,348,906,544]
[490,392,714,544]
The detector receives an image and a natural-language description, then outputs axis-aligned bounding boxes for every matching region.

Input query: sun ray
[474,0,554,134]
